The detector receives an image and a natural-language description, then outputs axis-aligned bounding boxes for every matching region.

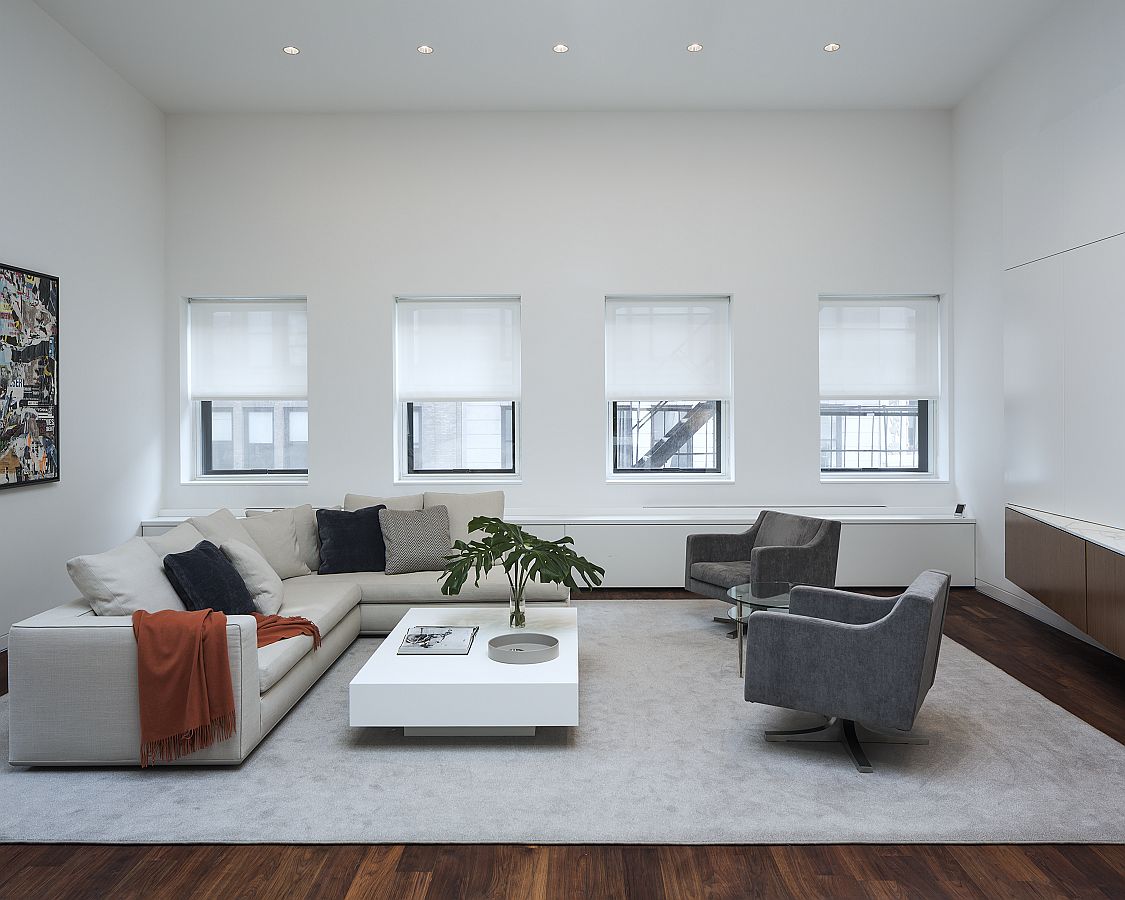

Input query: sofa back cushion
[755,511,825,550]
[144,522,206,557]
[245,504,323,573]
[343,492,423,512]
[423,491,504,545]
[316,506,388,574]
[380,506,454,575]
[162,541,257,615]
[67,537,186,617]
[222,539,284,615]
[240,508,312,579]
[188,509,265,557]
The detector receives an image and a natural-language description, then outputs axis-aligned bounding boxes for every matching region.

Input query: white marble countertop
[1008,505,1125,556]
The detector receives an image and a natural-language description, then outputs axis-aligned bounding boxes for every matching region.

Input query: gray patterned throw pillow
[379,505,454,575]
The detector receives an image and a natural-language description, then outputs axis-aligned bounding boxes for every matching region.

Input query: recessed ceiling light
[417,45,434,54]
[823,42,841,53]
[282,46,300,55]
[686,42,703,53]
[553,43,569,54]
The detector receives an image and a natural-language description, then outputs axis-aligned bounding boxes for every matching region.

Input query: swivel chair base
[764,716,928,773]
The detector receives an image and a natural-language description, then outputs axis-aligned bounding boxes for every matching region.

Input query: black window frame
[404,401,518,476]
[611,400,724,475]
[819,399,930,474]
[200,400,309,476]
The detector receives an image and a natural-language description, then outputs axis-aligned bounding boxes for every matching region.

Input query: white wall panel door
[1062,234,1125,530]
[1063,83,1125,253]
[1003,128,1064,269]
[1003,82,1125,271]
[1003,256,1065,513]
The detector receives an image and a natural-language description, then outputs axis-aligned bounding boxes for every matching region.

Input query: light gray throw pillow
[67,537,185,617]
[379,506,454,576]
[240,509,312,579]
[143,521,206,557]
[188,508,265,557]
[222,540,284,615]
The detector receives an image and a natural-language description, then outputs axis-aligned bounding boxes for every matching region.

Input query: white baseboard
[974,578,1109,651]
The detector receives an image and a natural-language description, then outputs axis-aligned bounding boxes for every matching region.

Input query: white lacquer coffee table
[349,606,579,736]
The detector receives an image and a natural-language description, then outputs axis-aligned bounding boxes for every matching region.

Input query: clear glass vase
[509,588,527,629]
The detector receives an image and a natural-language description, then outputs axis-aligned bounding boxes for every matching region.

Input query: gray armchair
[744,570,951,772]
[685,510,841,601]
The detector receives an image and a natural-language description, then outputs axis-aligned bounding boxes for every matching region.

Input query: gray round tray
[487,632,560,665]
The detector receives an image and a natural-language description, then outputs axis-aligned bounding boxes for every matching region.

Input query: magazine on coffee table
[397,625,480,655]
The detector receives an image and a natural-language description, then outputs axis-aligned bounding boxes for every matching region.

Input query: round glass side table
[726,581,794,677]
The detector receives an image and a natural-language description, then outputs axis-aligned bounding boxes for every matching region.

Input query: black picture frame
[0,263,60,491]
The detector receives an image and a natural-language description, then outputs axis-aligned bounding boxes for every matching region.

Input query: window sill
[394,475,523,485]
[606,474,734,485]
[185,475,309,486]
[819,473,948,485]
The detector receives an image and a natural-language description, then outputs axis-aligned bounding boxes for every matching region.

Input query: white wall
[0,0,166,643]
[163,111,955,515]
[953,0,1125,632]
[1002,81,1125,528]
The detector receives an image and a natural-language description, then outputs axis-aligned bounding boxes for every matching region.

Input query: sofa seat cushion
[691,561,753,589]
[257,580,361,693]
[290,568,567,604]
[279,579,361,634]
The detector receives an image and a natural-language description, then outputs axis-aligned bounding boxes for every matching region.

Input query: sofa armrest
[788,585,900,625]
[8,612,262,766]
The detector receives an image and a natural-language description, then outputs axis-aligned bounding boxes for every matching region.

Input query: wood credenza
[1006,507,1125,657]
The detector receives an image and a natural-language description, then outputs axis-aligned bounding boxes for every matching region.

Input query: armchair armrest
[8,611,262,766]
[685,524,759,587]
[788,585,900,625]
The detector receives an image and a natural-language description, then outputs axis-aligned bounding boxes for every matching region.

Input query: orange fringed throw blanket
[252,612,323,650]
[132,609,322,767]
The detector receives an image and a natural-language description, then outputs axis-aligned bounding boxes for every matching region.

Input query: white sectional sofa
[7,491,568,766]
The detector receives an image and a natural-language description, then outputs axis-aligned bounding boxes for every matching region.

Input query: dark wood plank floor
[1,842,1123,899]
[2,588,1123,899]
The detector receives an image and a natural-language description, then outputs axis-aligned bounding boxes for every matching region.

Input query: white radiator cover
[548,521,975,589]
[143,511,976,590]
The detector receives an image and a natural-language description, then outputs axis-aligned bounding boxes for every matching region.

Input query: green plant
[440,516,605,627]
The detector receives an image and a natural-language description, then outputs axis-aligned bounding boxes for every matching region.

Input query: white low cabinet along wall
[510,513,976,589]
[143,509,975,590]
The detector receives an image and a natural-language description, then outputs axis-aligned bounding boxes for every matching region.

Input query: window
[189,299,308,476]
[395,297,521,478]
[605,296,732,477]
[820,400,929,472]
[818,296,940,475]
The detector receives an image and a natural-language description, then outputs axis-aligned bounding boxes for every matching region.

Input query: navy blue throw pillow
[316,505,387,574]
[163,540,257,615]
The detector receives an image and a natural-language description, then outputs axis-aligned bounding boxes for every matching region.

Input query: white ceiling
[34,0,1059,113]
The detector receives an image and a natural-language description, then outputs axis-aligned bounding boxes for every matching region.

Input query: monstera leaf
[440,516,605,599]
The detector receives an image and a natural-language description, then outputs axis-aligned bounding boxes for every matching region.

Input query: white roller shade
[604,297,732,401]
[189,300,307,400]
[395,298,521,401]
[819,297,941,400]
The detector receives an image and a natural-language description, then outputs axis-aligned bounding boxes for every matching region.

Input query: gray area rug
[2,600,1124,843]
